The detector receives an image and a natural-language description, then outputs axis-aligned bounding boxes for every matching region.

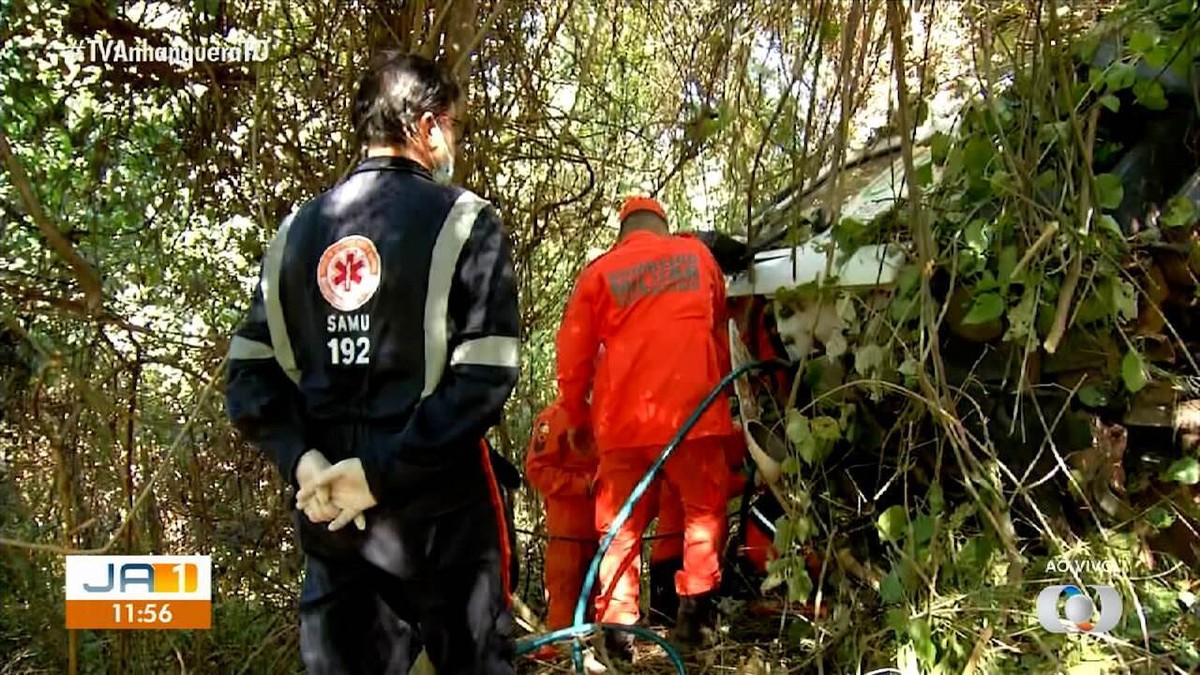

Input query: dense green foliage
[759,1,1200,672]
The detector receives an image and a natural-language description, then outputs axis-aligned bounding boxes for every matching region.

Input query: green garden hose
[514,358,788,674]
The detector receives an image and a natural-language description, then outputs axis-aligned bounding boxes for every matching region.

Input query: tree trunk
[436,0,480,185]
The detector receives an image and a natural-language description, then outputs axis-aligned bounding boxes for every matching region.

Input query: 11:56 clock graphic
[65,555,212,630]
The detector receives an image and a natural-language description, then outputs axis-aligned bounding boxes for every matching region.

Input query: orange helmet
[619,195,666,223]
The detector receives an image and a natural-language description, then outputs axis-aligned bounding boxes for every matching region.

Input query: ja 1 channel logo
[1036,584,1123,634]
[65,555,212,630]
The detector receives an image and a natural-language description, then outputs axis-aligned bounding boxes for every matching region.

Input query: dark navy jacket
[225,156,521,533]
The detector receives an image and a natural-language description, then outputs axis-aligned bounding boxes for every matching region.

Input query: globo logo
[1036,585,1122,634]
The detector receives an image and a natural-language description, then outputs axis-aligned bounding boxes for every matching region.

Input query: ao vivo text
[65,555,212,630]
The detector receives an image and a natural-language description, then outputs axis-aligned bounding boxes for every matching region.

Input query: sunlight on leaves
[877,505,908,543]
[1161,457,1200,485]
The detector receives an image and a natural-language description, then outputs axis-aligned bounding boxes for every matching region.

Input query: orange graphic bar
[66,599,211,630]
[151,563,198,593]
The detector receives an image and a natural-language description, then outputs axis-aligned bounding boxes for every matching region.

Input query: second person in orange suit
[556,195,734,662]
[649,426,749,622]
[523,399,598,655]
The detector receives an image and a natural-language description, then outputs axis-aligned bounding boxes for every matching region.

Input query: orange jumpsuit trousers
[593,436,731,625]
[524,402,599,630]
[650,429,749,566]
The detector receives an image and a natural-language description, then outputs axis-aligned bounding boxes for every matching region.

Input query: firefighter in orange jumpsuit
[523,399,598,658]
[556,196,734,661]
[648,426,748,621]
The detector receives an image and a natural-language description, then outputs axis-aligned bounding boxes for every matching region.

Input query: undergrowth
[749,1,1200,673]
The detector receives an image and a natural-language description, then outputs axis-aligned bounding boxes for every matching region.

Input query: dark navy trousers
[296,496,516,674]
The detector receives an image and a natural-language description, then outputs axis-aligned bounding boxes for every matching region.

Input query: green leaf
[1098,214,1124,238]
[1121,350,1148,393]
[797,437,818,466]
[962,137,993,177]
[928,482,944,515]
[1077,385,1109,407]
[930,132,952,166]
[1146,506,1176,529]
[1161,457,1200,485]
[810,415,841,442]
[890,296,919,323]
[886,608,908,634]
[958,249,982,277]
[1037,121,1070,146]
[1078,36,1102,62]
[832,217,867,251]
[787,411,819,464]
[780,456,800,477]
[1144,44,1174,69]
[957,538,992,573]
[1095,173,1125,210]
[963,292,1005,325]
[1104,62,1137,91]
[786,566,813,603]
[997,245,1018,283]
[915,162,934,188]
[877,505,908,542]
[773,516,794,550]
[785,409,809,446]
[1161,195,1197,228]
[1133,80,1169,110]
[802,359,827,389]
[1034,169,1059,196]
[1069,81,1092,108]
[964,219,988,251]
[1003,288,1037,342]
[1128,29,1157,54]
[1075,285,1111,324]
[909,618,936,666]
[911,514,936,545]
[1099,93,1121,113]
[914,100,929,127]
[1112,279,1137,323]
[760,569,785,593]
[880,569,904,603]
[975,270,998,292]
[990,170,1015,195]
[898,264,921,296]
[793,515,814,542]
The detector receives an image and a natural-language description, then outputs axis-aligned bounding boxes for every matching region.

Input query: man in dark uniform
[225,52,520,674]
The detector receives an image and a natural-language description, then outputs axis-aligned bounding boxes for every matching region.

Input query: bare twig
[1009,220,1059,281]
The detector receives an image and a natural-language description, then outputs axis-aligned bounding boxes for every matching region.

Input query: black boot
[670,591,717,649]
[599,629,635,667]
[647,558,681,625]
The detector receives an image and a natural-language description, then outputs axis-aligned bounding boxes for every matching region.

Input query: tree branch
[0,129,103,312]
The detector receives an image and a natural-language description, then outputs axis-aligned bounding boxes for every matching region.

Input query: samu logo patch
[317,235,381,312]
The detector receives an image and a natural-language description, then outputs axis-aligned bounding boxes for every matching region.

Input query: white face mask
[429,125,454,185]
[432,156,454,184]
